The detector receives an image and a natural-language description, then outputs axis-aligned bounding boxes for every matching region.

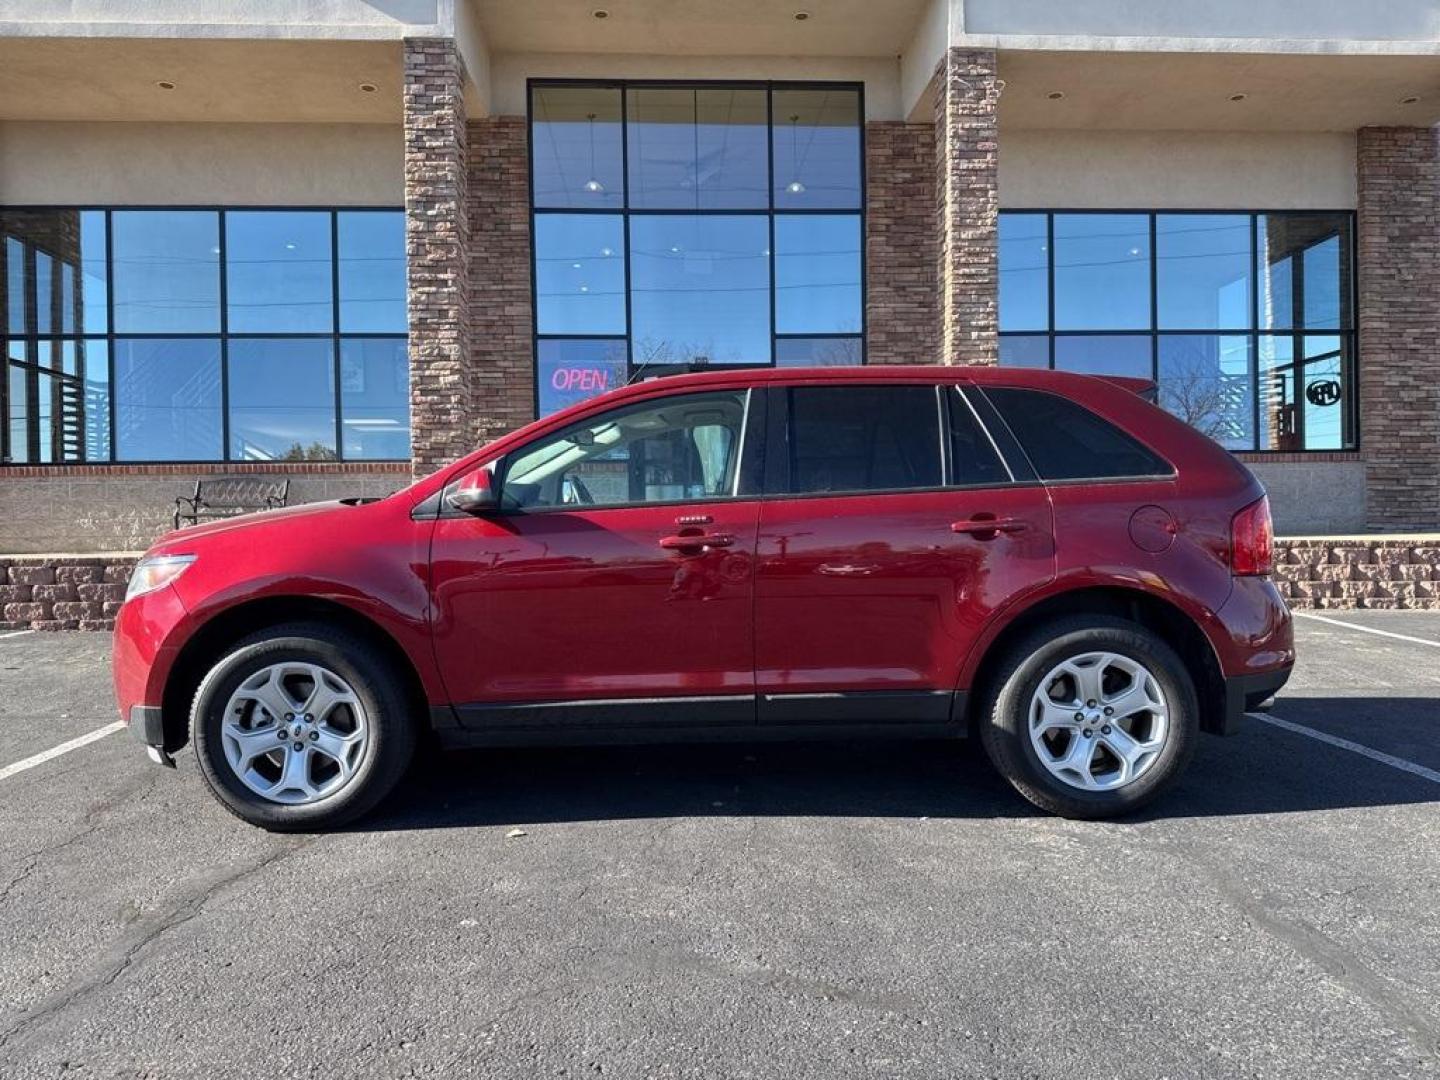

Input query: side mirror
[446,465,500,514]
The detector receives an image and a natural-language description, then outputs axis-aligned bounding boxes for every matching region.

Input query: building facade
[1,0,1438,554]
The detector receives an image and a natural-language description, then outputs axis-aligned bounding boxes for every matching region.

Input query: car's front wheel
[978,615,1199,819]
[190,622,416,831]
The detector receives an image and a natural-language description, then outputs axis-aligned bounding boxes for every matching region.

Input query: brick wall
[865,121,940,365]
[404,38,473,477]
[933,48,1000,367]
[1273,538,1440,610]
[1356,127,1440,530]
[467,116,535,443]
[0,466,408,553]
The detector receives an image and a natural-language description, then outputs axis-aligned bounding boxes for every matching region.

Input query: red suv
[114,367,1293,829]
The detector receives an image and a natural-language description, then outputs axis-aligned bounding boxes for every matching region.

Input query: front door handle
[951,516,1027,538]
[659,533,735,553]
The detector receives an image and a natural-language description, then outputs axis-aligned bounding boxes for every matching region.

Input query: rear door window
[782,385,942,494]
[983,386,1172,481]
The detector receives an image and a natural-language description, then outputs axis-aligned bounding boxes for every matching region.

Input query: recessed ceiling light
[155,80,176,91]
[1046,90,1065,100]
[793,10,811,20]
[591,8,608,17]
[358,82,378,93]
[1400,94,1422,105]
[1228,92,1248,102]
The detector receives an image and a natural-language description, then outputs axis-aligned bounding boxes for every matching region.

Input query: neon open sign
[550,367,613,393]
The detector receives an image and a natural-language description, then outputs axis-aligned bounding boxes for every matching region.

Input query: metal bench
[173,477,290,529]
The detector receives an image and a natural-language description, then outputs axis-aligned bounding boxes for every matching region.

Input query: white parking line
[0,629,35,640]
[1294,611,1440,649]
[0,721,126,782]
[1248,711,1440,786]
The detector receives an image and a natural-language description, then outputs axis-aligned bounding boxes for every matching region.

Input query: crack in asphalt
[0,837,312,1054]
[0,768,168,910]
[1144,832,1440,1060]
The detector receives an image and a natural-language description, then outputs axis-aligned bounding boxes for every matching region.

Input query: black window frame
[527,78,868,420]
[0,204,409,466]
[997,207,1360,454]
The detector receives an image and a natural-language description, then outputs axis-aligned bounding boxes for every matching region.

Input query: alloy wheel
[220,662,369,805]
[1027,651,1169,792]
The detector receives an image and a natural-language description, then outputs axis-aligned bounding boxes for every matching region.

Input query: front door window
[501,389,748,509]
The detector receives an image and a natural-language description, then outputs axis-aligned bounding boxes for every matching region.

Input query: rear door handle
[659,533,735,552]
[951,517,1027,537]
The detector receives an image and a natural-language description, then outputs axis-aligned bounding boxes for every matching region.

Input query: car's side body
[114,365,1293,766]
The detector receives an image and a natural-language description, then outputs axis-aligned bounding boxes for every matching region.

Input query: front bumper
[128,705,176,767]
[1219,664,1293,735]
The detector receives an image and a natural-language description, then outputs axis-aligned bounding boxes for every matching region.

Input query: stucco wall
[998,129,1356,210]
[0,470,407,554]
[962,0,1440,49]
[0,1,442,38]
[0,121,403,206]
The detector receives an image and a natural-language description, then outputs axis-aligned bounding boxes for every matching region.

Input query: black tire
[191,622,416,831]
[977,615,1198,819]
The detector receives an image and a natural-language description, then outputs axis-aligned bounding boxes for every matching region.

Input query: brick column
[1356,127,1440,530]
[404,38,472,476]
[467,116,535,443]
[865,121,939,365]
[933,48,1001,367]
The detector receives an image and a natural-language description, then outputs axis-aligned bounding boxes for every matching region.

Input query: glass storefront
[529,80,865,416]
[998,210,1357,452]
[0,207,408,464]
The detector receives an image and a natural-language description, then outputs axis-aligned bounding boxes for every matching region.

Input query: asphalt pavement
[0,612,1437,1079]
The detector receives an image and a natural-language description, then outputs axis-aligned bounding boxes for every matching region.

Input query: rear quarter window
[983,386,1172,481]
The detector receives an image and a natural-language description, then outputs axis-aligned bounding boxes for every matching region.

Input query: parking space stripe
[0,629,35,640]
[1294,611,1440,649]
[1248,711,1440,786]
[0,721,126,782]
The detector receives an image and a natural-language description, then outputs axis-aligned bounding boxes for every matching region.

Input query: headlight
[125,554,197,602]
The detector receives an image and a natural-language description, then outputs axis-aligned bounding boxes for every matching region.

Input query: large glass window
[997,210,1357,452]
[630,215,771,366]
[112,210,221,334]
[530,80,865,416]
[0,208,407,463]
[113,338,223,462]
[226,211,334,333]
[626,87,768,209]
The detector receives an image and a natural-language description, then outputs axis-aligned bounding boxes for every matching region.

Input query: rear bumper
[1219,663,1293,735]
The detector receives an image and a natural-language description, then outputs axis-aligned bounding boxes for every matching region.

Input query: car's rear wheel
[978,615,1198,819]
[190,622,415,831]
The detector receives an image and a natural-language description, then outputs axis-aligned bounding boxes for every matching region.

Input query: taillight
[1230,496,1274,576]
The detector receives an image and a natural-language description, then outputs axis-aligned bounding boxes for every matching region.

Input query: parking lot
[0,613,1437,1079]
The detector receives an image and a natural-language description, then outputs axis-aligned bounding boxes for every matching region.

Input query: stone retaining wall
[1272,538,1440,609]
[1,554,139,631]
[3,539,1437,632]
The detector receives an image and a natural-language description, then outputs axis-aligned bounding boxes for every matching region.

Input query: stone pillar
[404,38,472,477]
[933,48,1001,367]
[467,116,536,443]
[1356,127,1440,530]
[865,121,940,365]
